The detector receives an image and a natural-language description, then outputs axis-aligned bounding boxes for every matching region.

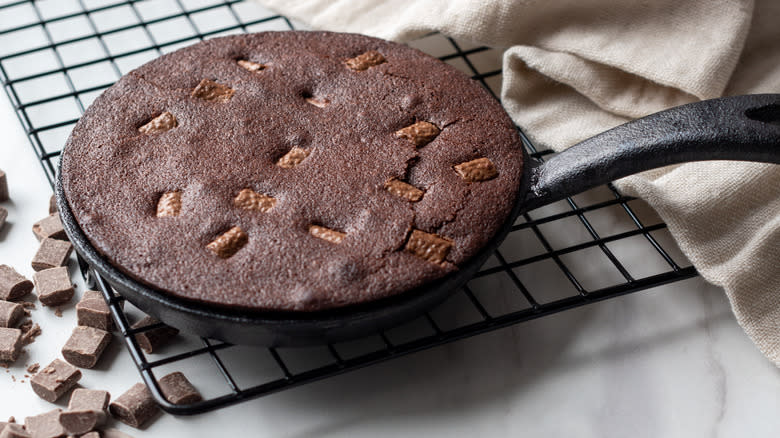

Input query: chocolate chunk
[0,170,8,202]
[0,207,6,231]
[138,112,177,135]
[31,238,73,271]
[0,265,33,301]
[305,96,329,108]
[454,157,498,182]
[234,188,275,212]
[206,226,247,259]
[130,316,178,354]
[395,121,440,147]
[59,410,104,436]
[155,191,181,218]
[191,79,234,102]
[24,410,64,438]
[309,225,345,244]
[69,388,111,411]
[0,301,23,328]
[32,214,67,241]
[27,363,39,374]
[32,267,74,307]
[30,359,82,402]
[60,389,110,434]
[384,178,424,202]
[76,290,113,331]
[237,59,265,72]
[345,50,386,71]
[0,328,22,362]
[49,195,57,214]
[102,428,135,438]
[109,383,159,429]
[404,229,453,265]
[62,326,112,369]
[276,146,310,168]
[159,372,202,405]
[0,423,30,438]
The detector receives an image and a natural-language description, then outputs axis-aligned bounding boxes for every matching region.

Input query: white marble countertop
[1,1,780,434]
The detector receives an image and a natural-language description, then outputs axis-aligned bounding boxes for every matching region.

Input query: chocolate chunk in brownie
[76,290,113,331]
[0,328,22,362]
[0,266,33,301]
[159,372,202,405]
[30,359,82,402]
[109,383,159,429]
[130,316,178,354]
[31,238,73,271]
[62,326,112,369]
[32,267,74,307]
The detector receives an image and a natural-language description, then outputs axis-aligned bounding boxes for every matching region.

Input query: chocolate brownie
[60,31,523,311]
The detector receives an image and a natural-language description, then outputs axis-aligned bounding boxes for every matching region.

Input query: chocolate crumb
[21,323,41,346]
[27,363,39,374]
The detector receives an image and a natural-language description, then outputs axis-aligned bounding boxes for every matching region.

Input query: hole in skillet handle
[745,103,780,126]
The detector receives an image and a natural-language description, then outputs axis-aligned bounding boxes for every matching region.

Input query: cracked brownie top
[60,31,524,312]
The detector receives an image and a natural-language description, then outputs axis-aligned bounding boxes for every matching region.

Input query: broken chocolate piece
[32,214,67,241]
[49,195,57,214]
[109,383,159,429]
[138,112,177,135]
[0,301,23,328]
[395,121,440,147]
[345,50,386,71]
[20,323,41,346]
[0,423,29,438]
[454,157,498,182]
[155,191,181,218]
[237,59,265,72]
[130,316,178,354]
[191,79,234,102]
[0,265,33,301]
[404,229,453,265]
[206,226,248,259]
[24,410,64,438]
[59,410,104,436]
[30,359,82,402]
[0,328,22,362]
[309,225,345,244]
[0,170,7,202]
[62,326,112,369]
[234,188,275,213]
[384,178,424,202]
[276,147,310,168]
[76,290,113,331]
[31,238,73,271]
[159,372,202,405]
[27,363,39,374]
[32,267,74,307]
[61,388,110,434]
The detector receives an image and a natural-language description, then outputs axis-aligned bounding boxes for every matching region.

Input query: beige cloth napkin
[255,0,780,364]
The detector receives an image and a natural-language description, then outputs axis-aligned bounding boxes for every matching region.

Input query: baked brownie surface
[60,31,523,311]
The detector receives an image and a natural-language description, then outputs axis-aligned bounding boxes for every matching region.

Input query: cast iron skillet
[57,94,780,347]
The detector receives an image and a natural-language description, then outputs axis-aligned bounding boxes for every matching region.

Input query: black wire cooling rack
[0,0,698,415]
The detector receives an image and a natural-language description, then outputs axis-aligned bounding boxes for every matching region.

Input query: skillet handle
[522,93,780,212]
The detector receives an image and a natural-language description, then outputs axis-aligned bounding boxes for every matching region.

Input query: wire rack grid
[0,0,698,415]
